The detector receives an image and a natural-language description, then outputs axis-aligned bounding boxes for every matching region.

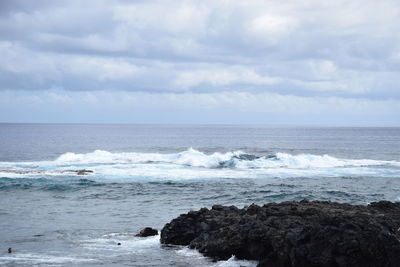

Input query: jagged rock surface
[161,200,400,267]
[136,227,158,237]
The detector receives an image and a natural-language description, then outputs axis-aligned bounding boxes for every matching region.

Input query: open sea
[0,124,399,266]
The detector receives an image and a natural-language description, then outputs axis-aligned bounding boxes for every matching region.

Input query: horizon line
[0,122,399,128]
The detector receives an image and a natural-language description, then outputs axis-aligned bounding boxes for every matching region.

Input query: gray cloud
[0,0,399,124]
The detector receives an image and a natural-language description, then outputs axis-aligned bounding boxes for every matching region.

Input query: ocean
[0,124,399,266]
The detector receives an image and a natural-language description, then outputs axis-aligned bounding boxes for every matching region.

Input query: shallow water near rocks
[0,124,399,266]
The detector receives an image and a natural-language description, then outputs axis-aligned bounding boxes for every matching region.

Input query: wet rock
[76,169,93,175]
[136,227,158,237]
[161,200,400,267]
[234,154,260,161]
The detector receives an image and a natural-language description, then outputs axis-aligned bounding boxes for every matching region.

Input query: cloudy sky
[0,0,399,125]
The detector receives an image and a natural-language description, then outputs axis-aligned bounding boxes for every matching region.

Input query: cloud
[0,89,398,125]
[0,0,399,124]
[174,66,280,90]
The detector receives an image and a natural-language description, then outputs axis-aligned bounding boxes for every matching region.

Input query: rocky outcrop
[76,169,93,175]
[136,227,158,237]
[160,200,400,267]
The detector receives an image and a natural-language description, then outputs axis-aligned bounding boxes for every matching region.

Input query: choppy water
[0,124,399,266]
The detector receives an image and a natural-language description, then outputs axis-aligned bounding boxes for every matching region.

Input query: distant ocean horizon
[1,123,399,266]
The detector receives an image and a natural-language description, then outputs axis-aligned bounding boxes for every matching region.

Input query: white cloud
[0,0,400,123]
[66,57,140,81]
[113,2,210,35]
[248,14,297,44]
[174,66,280,89]
[311,60,337,76]
[0,89,398,125]
[0,41,140,82]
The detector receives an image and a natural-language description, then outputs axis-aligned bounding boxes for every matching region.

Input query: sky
[0,0,399,125]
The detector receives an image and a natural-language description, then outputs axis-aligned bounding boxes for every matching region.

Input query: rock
[76,169,93,175]
[160,201,400,267]
[136,227,158,237]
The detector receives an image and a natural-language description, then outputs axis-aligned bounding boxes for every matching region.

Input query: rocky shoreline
[160,200,400,267]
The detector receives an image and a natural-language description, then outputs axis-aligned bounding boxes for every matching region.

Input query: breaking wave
[40,148,400,169]
[0,148,399,180]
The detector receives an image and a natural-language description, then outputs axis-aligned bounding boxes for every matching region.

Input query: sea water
[0,124,399,266]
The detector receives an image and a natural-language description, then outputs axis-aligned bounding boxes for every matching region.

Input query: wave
[0,148,399,180]
[55,148,245,168]
[48,148,400,169]
[0,253,95,265]
[176,248,257,267]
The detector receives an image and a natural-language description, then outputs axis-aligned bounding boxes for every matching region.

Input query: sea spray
[0,149,399,180]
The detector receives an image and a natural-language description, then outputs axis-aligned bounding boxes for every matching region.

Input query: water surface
[1,124,399,266]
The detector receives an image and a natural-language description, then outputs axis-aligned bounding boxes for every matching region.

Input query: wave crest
[1,148,399,180]
[54,148,400,169]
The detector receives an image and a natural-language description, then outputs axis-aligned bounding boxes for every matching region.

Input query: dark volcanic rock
[160,201,400,267]
[136,227,158,237]
[76,169,93,175]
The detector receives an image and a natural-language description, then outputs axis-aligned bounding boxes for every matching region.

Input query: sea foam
[0,148,399,180]
[53,148,400,169]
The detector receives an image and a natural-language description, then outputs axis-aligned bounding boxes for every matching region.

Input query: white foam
[0,253,95,264]
[176,247,258,267]
[214,256,258,267]
[0,149,399,180]
[176,248,257,267]
[53,148,244,168]
[81,233,160,253]
[38,149,400,169]
[234,152,400,169]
